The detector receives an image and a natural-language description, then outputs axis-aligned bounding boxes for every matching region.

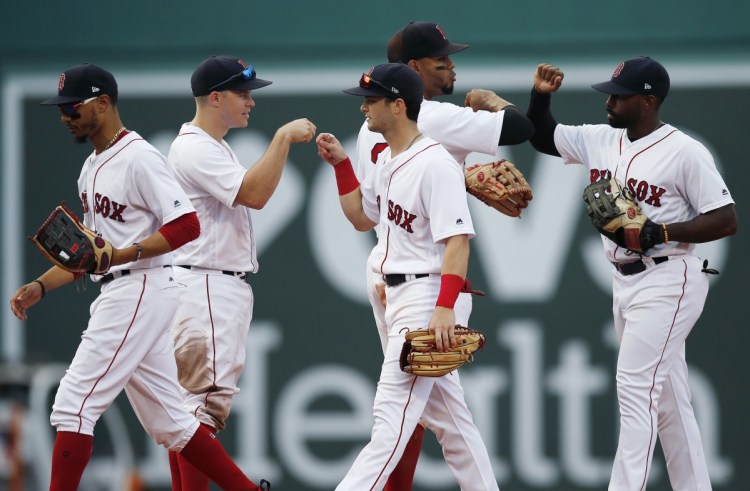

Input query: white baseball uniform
[52,131,201,450]
[167,122,256,431]
[336,137,498,491]
[355,99,507,353]
[554,122,734,490]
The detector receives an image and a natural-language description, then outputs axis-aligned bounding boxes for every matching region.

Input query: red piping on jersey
[370,376,419,490]
[612,129,677,259]
[379,142,441,274]
[638,259,688,491]
[90,136,143,231]
[202,275,219,412]
[379,227,391,276]
[75,274,147,432]
[619,129,677,181]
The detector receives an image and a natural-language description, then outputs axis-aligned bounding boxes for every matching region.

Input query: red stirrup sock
[385,423,426,491]
[179,423,259,490]
[50,431,94,491]
[176,425,211,491]
[168,450,183,491]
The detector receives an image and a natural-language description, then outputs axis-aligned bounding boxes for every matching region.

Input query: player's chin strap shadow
[701,259,719,275]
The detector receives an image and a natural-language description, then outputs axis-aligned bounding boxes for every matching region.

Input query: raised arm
[234,118,317,209]
[316,132,377,232]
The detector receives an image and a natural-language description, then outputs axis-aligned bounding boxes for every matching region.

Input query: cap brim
[591,80,638,95]
[430,42,469,58]
[343,86,398,98]
[40,95,86,105]
[232,78,273,91]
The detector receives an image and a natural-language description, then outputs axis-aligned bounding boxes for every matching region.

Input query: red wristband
[436,274,464,309]
[333,158,360,196]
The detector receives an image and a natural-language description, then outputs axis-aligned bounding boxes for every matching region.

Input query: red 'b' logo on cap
[435,24,448,40]
[612,62,625,78]
[58,74,65,92]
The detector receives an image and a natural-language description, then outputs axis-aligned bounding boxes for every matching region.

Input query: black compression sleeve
[498,106,535,145]
[526,88,561,157]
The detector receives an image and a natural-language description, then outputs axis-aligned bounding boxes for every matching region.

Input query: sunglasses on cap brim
[359,73,401,96]
[208,65,256,92]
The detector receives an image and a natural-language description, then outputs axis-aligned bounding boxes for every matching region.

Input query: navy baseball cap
[41,63,118,105]
[191,55,272,96]
[387,21,469,63]
[344,63,424,104]
[591,57,670,99]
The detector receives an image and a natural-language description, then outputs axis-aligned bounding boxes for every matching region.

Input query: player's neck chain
[103,127,126,151]
[405,132,422,152]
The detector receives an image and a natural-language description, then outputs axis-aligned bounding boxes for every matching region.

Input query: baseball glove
[582,178,664,253]
[399,326,485,377]
[30,203,113,274]
[465,160,532,217]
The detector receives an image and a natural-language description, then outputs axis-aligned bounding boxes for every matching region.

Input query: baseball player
[355,21,534,488]
[9,63,269,490]
[166,55,316,490]
[317,63,499,491]
[527,57,737,490]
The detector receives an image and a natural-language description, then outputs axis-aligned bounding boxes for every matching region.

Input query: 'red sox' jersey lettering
[626,178,666,207]
[590,169,666,207]
[93,193,127,222]
[387,199,416,233]
[590,168,612,183]
[80,192,89,213]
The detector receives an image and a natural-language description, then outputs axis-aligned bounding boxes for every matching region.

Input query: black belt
[101,265,172,284]
[101,269,130,284]
[383,273,430,287]
[177,265,247,280]
[613,256,668,276]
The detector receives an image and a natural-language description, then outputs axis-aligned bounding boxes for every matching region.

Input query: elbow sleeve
[498,106,535,145]
[526,88,561,157]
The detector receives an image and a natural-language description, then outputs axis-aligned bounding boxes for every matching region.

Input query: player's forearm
[339,191,376,232]
[36,266,77,293]
[526,88,561,157]
[111,232,172,266]
[663,204,737,243]
[440,234,469,278]
[235,130,293,209]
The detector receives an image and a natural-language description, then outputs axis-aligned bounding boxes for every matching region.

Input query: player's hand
[316,133,348,165]
[464,89,512,112]
[9,282,43,321]
[534,64,564,94]
[375,282,387,308]
[428,307,457,352]
[279,118,317,144]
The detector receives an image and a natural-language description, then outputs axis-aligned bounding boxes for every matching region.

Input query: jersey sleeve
[418,101,504,161]
[678,138,734,214]
[131,147,195,225]
[174,139,247,208]
[553,123,611,167]
[423,156,475,243]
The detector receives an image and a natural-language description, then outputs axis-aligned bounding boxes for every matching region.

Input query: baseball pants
[609,255,712,491]
[172,267,253,431]
[338,275,498,491]
[51,267,199,450]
